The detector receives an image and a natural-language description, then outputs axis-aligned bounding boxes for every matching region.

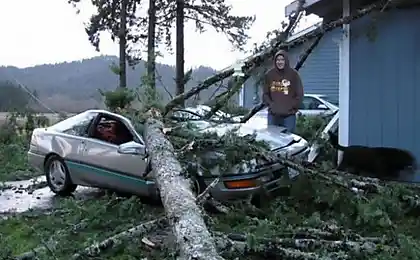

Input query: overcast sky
[0,0,320,70]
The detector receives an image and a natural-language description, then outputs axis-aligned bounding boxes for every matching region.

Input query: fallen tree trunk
[143,108,224,260]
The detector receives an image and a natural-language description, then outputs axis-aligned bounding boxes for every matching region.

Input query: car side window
[52,112,97,137]
[301,97,323,110]
[91,115,135,146]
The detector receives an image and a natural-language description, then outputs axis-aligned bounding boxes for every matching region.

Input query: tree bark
[144,108,224,260]
[147,0,157,89]
[119,0,127,88]
[175,0,185,107]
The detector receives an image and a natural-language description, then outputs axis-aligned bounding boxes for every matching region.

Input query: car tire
[45,155,77,196]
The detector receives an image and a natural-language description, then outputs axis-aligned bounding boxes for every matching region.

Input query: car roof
[82,109,128,120]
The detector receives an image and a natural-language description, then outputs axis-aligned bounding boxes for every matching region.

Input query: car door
[80,114,150,195]
[49,111,99,185]
[299,96,330,117]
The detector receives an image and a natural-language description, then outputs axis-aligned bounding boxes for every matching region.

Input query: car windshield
[321,96,339,106]
[50,111,96,132]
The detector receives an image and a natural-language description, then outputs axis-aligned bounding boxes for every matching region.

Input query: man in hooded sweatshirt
[262,50,303,132]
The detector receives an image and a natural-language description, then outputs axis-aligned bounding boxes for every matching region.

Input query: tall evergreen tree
[0,81,30,112]
[154,0,255,104]
[147,0,157,89]
[68,0,147,88]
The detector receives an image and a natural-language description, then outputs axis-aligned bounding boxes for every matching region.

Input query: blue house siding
[242,28,340,108]
[349,8,420,179]
[288,28,340,100]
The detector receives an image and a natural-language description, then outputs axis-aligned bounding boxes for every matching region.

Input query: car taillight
[224,179,258,189]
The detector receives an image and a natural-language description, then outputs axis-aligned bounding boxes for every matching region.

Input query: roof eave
[285,0,326,16]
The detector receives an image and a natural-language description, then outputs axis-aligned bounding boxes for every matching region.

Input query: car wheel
[45,155,77,196]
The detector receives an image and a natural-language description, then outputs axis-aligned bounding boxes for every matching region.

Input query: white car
[28,105,310,202]
[258,94,339,118]
[297,94,338,117]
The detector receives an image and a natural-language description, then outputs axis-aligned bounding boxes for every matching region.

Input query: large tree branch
[164,69,234,115]
[71,218,167,259]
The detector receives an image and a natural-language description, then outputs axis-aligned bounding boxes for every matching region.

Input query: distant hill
[0,55,231,112]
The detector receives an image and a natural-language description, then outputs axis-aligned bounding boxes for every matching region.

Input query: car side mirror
[117,141,146,157]
[317,104,328,110]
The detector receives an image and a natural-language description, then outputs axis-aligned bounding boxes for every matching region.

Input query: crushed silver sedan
[27,106,309,202]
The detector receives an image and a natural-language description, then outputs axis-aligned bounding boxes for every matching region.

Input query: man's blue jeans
[267,112,296,132]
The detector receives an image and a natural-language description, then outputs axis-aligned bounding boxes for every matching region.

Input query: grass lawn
[0,194,166,259]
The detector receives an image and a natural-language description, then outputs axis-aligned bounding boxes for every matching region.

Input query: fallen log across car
[142,107,225,260]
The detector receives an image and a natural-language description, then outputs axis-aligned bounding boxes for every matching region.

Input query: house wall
[242,28,341,108]
[349,8,420,180]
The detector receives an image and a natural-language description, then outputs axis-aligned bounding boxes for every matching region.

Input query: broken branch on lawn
[71,217,167,260]
[271,154,420,210]
[214,228,391,259]
[144,108,224,260]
